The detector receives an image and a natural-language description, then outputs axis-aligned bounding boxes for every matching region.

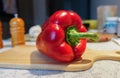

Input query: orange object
[9,14,25,47]
[0,21,3,48]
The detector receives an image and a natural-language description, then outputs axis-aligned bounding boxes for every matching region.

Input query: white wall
[90,0,120,19]
[33,0,47,25]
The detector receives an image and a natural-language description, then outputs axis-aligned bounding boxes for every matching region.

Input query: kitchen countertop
[0,39,120,78]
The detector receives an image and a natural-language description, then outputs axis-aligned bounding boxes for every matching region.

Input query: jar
[104,17,118,34]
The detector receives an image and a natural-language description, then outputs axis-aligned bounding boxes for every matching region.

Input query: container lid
[106,17,118,21]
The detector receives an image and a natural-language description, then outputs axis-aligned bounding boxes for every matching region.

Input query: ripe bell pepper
[36,10,98,62]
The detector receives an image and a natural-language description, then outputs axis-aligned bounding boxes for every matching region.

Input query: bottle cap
[14,14,18,18]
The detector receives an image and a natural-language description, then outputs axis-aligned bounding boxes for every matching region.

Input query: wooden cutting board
[0,45,120,71]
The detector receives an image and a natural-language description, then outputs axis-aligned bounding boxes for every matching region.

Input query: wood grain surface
[0,45,120,71]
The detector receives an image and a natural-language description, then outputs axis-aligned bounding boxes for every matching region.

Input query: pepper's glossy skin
[36,10,87,62]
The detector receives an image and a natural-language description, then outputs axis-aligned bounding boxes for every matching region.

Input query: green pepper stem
[66,26,99,46]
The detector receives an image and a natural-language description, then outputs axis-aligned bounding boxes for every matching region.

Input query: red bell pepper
[36,10,98,62]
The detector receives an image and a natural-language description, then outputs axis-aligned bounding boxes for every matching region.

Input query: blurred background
[1,0,120,39]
